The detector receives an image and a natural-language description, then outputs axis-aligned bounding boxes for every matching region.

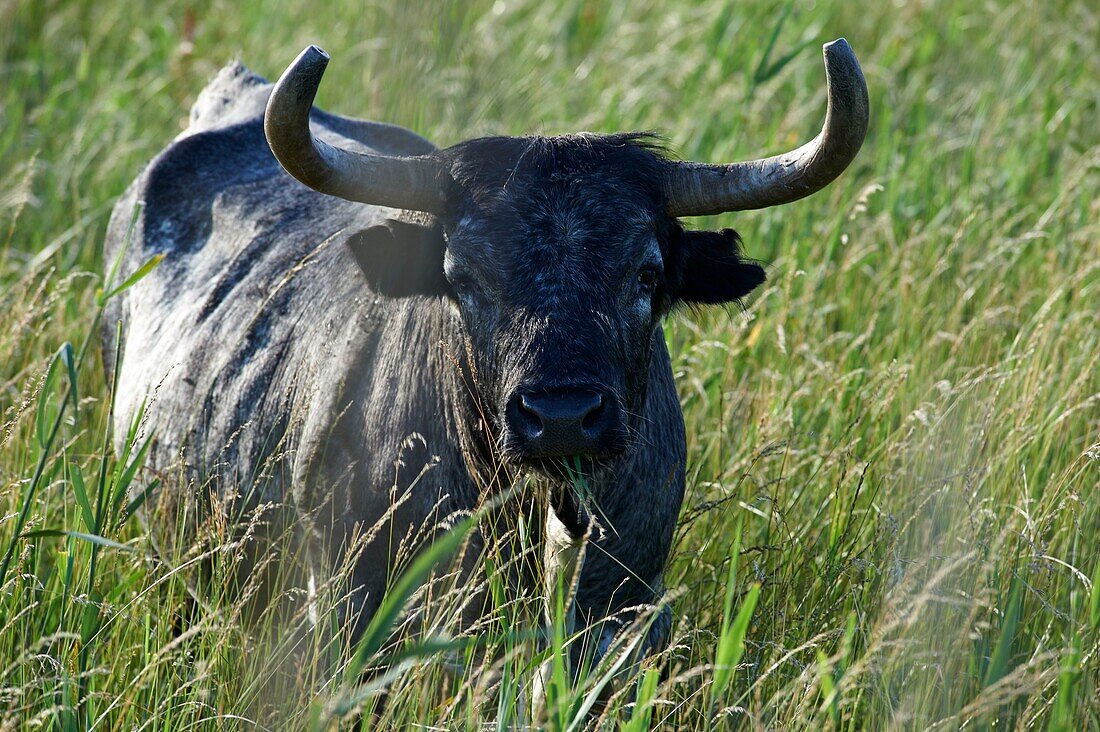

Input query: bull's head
[264,43,867,473]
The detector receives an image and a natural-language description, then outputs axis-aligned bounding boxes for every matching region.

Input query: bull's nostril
[581,394,605,433]
[516,394,545,437]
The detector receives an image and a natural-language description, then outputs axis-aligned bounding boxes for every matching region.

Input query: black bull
[104,42,866,670]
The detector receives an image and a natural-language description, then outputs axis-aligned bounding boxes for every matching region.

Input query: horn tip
[296,44,330,66]
[823,38,853,58]
[822,38,864,85]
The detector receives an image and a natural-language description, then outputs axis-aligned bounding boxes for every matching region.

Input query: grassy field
[2,0,1098,728]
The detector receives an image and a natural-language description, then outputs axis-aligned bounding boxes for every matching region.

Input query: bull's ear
[674,228,766,305]
[346,220,447,297]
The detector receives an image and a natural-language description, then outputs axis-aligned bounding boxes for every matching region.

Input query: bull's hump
[132,60,440,260]
[185,60,272,134]
[184,60,438,154]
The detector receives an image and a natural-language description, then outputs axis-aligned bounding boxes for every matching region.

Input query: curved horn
[264,45,448,213]
[664,38,869,217]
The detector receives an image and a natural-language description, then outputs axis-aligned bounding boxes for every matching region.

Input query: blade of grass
[67,458,97,535]
[348,514,476,671]
[19,529,133,553]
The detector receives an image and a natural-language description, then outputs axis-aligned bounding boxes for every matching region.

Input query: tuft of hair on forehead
[439,132,670,206]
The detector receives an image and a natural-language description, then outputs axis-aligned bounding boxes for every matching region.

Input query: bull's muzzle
[503,386,625,461]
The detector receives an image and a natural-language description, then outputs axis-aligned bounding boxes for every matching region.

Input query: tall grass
[2,0,1098,727]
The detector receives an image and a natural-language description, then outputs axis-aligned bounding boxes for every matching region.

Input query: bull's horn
[663,38,869,217]
[264,45,449,213]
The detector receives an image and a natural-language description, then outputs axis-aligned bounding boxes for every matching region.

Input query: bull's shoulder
[128,118,276,258]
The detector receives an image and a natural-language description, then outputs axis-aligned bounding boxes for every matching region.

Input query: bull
[104,40,867,687]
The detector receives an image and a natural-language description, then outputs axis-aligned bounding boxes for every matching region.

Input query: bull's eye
[448,273,477,299]
[637,267,659,293]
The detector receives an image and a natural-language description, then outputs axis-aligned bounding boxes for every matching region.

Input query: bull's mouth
[517,454,610,483]
[498,427,628,480]
[508,456,602,539]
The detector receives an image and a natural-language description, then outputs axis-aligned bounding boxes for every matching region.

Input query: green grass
[2,0,1098,728]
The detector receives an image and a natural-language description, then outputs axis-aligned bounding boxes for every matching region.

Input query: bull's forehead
[448,178,662,300]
